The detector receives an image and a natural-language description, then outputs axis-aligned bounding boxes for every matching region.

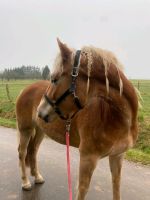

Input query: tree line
[0,65,50,80]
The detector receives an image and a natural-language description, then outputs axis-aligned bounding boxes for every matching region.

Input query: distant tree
[1,66,42,80]
[42,65,50,80]
[3,69,10,81]
[0,71,4,81]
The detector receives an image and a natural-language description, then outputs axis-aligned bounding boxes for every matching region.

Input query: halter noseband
[44,50,83,120]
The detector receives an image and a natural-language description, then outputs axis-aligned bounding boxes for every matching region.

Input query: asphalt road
[0,127,150,200]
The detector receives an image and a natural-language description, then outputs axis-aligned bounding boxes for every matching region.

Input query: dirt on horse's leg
[18,128,32,190]
[76,153,98,200]
[30,128,45,184]
[109,153,124,200]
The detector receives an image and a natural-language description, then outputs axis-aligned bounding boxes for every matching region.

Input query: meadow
[0,79,150,165]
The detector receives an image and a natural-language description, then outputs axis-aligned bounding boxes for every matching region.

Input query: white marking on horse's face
[37,98,50,115]
[37,97,57,122]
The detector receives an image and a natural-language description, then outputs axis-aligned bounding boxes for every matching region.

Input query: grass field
[0,79,150,165]
[0,80,36,127]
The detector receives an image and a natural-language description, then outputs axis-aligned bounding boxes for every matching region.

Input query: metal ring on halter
[71,73,79,77]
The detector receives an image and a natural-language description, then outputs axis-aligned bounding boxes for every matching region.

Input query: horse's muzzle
[38,112,49,123]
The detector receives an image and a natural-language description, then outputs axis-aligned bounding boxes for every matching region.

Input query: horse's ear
[57,38,72,62]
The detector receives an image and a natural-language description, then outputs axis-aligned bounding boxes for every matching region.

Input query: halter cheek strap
[44,50,82,120]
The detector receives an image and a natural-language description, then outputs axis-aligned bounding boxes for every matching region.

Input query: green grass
[0,79,36,101]
[132,80,150,117]
[126,149,150,165]
[0,79,37,127]
[0,117,16,128]
[128,80,150,165]
[0,79,150,165]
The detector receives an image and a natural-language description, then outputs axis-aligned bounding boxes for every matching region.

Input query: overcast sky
[0,0,150,79]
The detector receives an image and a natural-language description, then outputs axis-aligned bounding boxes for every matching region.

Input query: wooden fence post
[5,84,12,102]
[138,81,140,90]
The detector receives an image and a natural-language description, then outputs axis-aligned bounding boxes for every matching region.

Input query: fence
[0,79,150,117]
[131,80,150,117]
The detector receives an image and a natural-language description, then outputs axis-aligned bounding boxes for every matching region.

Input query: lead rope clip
[66,119,71,133]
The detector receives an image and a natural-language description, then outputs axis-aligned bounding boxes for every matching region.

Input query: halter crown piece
[44,50,82,120]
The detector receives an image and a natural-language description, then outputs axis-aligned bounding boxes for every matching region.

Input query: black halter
[44,50,83,120]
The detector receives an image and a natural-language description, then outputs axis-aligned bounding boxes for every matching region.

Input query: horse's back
[16,80,49,129]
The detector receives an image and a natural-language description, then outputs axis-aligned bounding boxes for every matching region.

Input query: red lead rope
[66,131,73,200]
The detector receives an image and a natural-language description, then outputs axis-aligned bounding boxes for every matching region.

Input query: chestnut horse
[16,39,138,200]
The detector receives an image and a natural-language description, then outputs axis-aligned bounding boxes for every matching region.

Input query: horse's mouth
[42,114,57,123]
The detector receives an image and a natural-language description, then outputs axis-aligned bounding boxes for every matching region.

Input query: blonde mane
[81,46,124,96]
[52,46,124,96]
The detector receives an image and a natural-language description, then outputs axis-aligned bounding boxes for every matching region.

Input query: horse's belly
[110,134,134,156]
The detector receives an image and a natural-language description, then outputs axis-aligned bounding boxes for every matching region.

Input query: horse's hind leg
[109,153,124,200]
[76,153,99,200]
[29,127,45,184]
[18,128,32,190]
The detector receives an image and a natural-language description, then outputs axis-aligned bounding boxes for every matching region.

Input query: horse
[16,39,138,200]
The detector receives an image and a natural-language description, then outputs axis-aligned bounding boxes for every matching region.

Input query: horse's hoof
[35,176,45,184]
[22,183,32,191]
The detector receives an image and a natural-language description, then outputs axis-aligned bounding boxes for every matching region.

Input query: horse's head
[37,39,86,123]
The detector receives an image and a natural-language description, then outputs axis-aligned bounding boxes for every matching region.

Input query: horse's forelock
[52,53,63,75]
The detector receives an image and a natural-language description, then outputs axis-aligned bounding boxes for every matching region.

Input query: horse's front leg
[109,153,124,200]
[76,153,99,200]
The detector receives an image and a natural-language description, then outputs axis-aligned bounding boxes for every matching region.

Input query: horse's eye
[51,79,58,84]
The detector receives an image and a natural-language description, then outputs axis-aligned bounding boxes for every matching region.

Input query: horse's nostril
[38,112,49,123]
[43,115,49,123]
[38,112,42,119]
